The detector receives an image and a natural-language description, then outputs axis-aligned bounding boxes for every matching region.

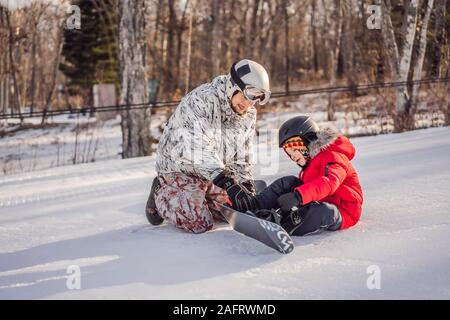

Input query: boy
[252,116,363,236]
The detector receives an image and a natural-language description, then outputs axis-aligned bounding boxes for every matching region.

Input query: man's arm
[227,114,256,185]
[177,92,225,181]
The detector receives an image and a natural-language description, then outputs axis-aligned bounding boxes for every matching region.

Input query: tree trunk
[176,0,189,89]
[0,76,8,116]
[42,27,64,124]
[185,0,194,94]
[166,0,177,93]
[380,0,400,75]
[380,0,419,132]
[0,6,8,115]
[5,10,22,122]
[431,0,446,77]
[29,29,37,115]
[394,0,419,132]
[119,0,152,158]
[249,0,261,57]
[257,0,266,59]
[210,0,221,76]
[269,1,280,76]
[411,0,434,110]
[283,0,290,92]
[327,0,342,122]
[311,0,319,74]
[150,0,163,79]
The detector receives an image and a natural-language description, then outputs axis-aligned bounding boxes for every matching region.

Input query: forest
[0,0,449,158]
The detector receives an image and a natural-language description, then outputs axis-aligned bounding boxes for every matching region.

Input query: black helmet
[278,116,319,147]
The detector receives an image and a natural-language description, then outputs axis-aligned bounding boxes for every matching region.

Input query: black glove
[212,171,236,190]
[242,180,256,195]
[227,184,258,212]
[213,172,258,212]
[277,191,303,213]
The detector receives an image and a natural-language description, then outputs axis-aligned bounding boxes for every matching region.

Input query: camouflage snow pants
[155,172,228,233]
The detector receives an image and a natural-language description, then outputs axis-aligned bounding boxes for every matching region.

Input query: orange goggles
[282,137,310,157]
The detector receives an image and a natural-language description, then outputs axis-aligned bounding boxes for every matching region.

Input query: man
[145,59,271,234]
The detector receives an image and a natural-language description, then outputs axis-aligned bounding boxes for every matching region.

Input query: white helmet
[226,59,271,105]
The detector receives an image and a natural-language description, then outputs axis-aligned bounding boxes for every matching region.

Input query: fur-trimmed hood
[308,127,355,160]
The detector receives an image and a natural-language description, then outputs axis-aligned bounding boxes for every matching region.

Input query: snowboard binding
[253,208,282,225]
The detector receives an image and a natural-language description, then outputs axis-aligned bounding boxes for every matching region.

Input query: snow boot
[145,176,164,225]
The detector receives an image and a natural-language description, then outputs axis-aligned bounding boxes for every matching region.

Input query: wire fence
[1,77,449,120]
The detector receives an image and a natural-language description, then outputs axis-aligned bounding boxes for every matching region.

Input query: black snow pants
[255,176,342,236]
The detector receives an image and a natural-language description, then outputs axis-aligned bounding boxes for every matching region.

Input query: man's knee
[159,201,214,233]
[180,217,214,234]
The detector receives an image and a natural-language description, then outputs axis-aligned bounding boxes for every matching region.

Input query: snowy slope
[0,127,449,299]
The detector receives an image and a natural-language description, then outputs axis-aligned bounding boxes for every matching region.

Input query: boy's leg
[281,202,342,236]
[155,172,219,233]
[255,176,301,210]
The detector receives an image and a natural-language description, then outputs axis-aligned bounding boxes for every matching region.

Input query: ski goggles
[282,137,310,158]
[242,86,271,105]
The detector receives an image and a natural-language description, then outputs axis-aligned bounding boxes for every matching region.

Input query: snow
[0,127,449,299]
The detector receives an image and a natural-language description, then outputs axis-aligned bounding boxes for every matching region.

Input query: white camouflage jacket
[156,75,256,183]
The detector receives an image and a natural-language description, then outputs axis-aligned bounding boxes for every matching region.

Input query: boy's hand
[277,191,303,213]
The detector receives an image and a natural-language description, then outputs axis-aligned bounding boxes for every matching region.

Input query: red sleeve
[295,152,348,204]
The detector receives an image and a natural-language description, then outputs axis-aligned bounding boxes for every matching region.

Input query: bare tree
[0,5,9,115]
[380,0,420,132]
[210,0,221,76]
[327,0,343,121]
[185,0,194,94]
[283,0,290,92]
[431,0,447,77]
[28,3,47,115]
[42,26,64,124]
[118,0,152,158]
[411,0,435,109]
[5,9,22,121]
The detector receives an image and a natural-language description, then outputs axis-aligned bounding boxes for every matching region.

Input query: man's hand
[277,191,303,213]
[242,180,256,195]
[212,171,235,190]
[227,184,258,212]
[213,172,258,212]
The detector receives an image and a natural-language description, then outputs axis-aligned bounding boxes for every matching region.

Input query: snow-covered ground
[0,113,167,176]
[0,127,449,299]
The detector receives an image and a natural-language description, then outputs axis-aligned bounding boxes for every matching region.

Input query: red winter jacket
[294,128,363,229]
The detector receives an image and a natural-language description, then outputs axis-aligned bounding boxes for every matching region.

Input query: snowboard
[216,202,295,254]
